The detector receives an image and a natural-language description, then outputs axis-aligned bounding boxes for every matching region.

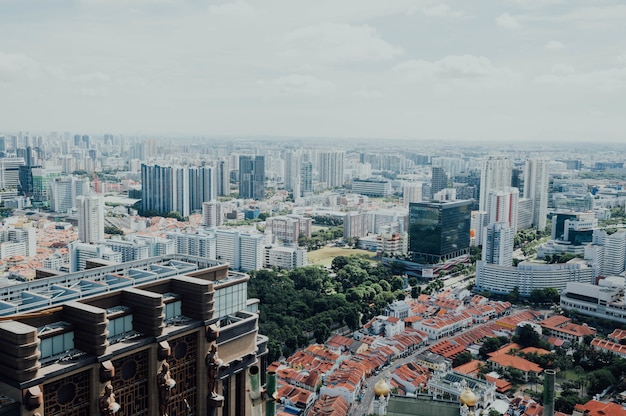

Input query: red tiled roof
[574,399,626,416]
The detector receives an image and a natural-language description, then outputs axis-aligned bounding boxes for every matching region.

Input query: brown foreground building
[0,255,268,416]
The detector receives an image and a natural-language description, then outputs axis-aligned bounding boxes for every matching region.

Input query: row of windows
[40,332,75,359]
[108,315,133,338]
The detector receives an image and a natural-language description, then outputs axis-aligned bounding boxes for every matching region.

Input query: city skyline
[1,1,625,143]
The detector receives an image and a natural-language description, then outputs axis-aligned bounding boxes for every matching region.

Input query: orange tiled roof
[574,399,626,416]
[488,354,543,373]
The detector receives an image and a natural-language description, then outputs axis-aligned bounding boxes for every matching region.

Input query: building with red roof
[573,399,626,416]
[540,315,596,344]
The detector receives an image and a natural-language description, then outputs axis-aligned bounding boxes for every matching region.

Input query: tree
[507,286,521,303]
[452,352,474,368]
[314,324,331,344]
[514,324,541,348]
[479,337,505,360]
[587,368,615,395]
[390,276,405,291]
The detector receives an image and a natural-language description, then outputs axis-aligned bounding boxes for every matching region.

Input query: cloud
[80,86,109,97]
[74,71,111,83]
[270,74,335,96]
[0,51,40,81]
[535,65,626,91]
[421,4,466,18]
[544,40,564,50]
[283,22,403,65]
[208,1,254,17]
[496,13,521,29]
[353,88,382,98]
[510,0,564,8]
[393,55,516,82]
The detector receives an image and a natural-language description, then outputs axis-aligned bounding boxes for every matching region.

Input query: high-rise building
[105,239,151,262]
[318,151,344,188]
[202,201,223,228]
[0,157,25,192]
[77,194,105,244]
[344,211,366,239]
[284,151,300,192]
[141,164,175,215]
[239,156,265,200]
[403,182,423,207]
[188,166,215,212]
[482,222,514,266]
[214,229,266,272]
[0,257,267,416]
[141,164,198,217]
[523,158,549,231]
[300,161,313,195]
[166,229,217,259]
[238,233,265,272]
[0,226,37,259]
[215,159,230,196]
[408,200,472,263]
[430,167,448,198]
[479,156,512,212]
[50,176,90,213]
[68,241,122,272]
[486,188,519,232]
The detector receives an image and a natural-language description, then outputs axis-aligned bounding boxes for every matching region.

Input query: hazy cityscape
[2,1,626,416]
[0,132,623,416]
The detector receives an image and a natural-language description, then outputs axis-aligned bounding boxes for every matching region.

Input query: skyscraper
[300,161,313,195]
[408,200,472,263]
[202,201,223,228]
[479,156,512,212]
[523,158,549,230]
[77,194,105,244]
[403,182,423,207]
[215,159,230,196]
[239,156,265,200]
[141,164,175,215]
[482,222,514,266]
[283,151,300,192]
[486,187,519,233]
[188,166,215,212]
[141,164,194,216]
[50,176,90,213]
[430,167,448,199]
[318,151,344,188]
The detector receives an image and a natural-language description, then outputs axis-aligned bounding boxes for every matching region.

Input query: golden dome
[374,379,391,397]
[459,387,477,407]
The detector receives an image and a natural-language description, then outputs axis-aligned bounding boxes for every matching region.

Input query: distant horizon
[1,130,624,148]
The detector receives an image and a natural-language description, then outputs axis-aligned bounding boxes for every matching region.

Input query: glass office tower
[409,200,472,264]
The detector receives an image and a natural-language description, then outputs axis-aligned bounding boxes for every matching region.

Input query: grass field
[307,246,376,267]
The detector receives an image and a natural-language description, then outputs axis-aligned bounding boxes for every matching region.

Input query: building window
[40,332,75,359]
[108,315,133,338]
[165,300,182,320]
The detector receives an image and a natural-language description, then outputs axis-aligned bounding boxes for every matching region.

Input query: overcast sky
[1,0,625,142]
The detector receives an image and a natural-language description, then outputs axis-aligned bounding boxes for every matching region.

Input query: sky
[1,0,625,143]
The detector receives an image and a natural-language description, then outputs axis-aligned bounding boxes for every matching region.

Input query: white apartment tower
[486,188,519,233]
[202,201,223,228]
[239,233,265,272]
[479,156,512,212]
[318,151,345,189]
[77,194,105,244]
[523,158,550,231]
[50,176,90,213]
[482,222,514,266]
[403,182,423,207]
[284,151,300,192]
